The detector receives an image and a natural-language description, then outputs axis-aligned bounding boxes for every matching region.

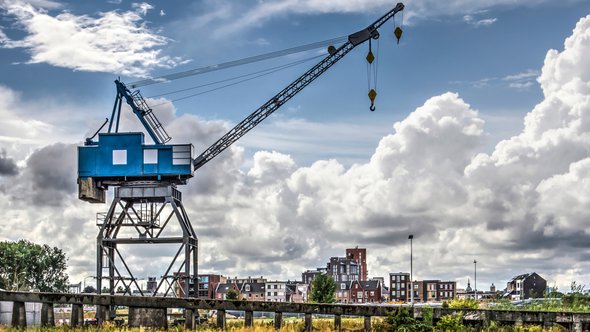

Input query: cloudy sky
[1,0,590,293]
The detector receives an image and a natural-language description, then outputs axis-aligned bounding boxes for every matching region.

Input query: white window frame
[143,149,158,164]
[113,149,127,165]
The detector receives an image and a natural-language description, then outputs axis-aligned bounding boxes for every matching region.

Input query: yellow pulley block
[394,26,403,44]
[366,50,375,64]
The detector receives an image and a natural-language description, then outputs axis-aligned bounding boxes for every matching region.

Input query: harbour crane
[76,2,404,305]
[78,2,405,202]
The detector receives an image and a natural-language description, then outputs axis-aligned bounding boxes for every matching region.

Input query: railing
[1,290,590,331]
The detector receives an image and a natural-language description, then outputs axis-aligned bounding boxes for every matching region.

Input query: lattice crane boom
[193,2,404,170]
[112,79,171,145]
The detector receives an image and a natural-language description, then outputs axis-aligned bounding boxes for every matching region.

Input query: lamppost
[409,234,414,304]
[473,260,477,301]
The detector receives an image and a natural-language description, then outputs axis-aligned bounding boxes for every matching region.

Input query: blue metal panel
[78,145,98,177]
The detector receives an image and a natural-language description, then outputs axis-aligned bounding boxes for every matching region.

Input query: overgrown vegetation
[0,316,571,332]
[448,298,480,309]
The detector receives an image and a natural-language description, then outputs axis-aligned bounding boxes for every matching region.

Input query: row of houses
[203,276,385,304]
[213,277,307,302]
[172,246,547,303]
[389,272,456,303]
[182,271,546,304]
[188,275,308,302]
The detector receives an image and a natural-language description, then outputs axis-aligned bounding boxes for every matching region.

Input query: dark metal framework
[96,183,197,307]
[110,80,171,145]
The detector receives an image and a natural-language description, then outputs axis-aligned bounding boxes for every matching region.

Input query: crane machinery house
[78,133,194,203]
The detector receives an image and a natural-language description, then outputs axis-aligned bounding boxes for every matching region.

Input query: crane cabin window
[113,150,127,165]
[144,149,158,164]
[172,145,192,165]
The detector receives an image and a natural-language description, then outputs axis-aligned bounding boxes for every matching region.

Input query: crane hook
[368,89,377,112]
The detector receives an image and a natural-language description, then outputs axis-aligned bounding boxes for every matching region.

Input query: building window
[401,290,405,296]
[268,285,271,289]
[274,285,278,289]
[370,291,374,296]
[401,275,405,281]
[267,292,271,296]
[245,285,250,292]
[113,149,127,165]
[341,283,346,290]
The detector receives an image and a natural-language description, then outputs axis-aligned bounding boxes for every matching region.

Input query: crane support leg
[96,184,198,304]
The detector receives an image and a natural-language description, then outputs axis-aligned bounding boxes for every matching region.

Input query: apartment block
[346,247,368,281]
[197,274,225,299]
[265,281,287,302]
[437,281,456,301]
[389,272,410,302]
[327,257,359,282]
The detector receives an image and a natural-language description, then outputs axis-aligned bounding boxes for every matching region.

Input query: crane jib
[192,2,404,171]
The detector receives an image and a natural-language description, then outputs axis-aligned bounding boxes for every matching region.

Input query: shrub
[435,313,464,332]
[448,298,479,309]
[376,307,431,332]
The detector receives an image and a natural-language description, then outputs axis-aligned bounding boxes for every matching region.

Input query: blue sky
[1,0,587,164]
[1,0,590,292]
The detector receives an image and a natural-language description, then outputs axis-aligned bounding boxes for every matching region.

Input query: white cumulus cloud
[0,1,183,76]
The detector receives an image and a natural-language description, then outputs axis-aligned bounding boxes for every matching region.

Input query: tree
[225,289,238,300]
[83,285,97,293]
[0,240,69,292]
[310,274,336,303]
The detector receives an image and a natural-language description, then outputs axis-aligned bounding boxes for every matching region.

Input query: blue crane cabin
[78,132,193,203]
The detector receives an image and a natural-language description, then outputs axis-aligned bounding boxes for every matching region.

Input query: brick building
[327,257,359,282]
[506,272,546,300]
[346,247,368,281]
[350,279,382,303]
[197,274,225,299]
[389,272,410,302]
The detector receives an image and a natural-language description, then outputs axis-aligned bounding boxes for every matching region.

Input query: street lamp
[409,234,414,304]
[473,260,477,301]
